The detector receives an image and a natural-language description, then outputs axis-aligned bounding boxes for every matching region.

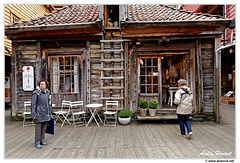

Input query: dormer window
[104,5,119,28]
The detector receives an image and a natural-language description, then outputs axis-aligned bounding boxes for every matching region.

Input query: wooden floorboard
[4,104,235,159]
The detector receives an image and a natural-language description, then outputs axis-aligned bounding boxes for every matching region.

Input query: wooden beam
[196,39,204,113]
[129,48,134,111]
[135,43,195,51]
[10,41,18,117]
[86,41,91,104]
[190,48,197,113]
[214,38,222,123]
[124,42,129,109]
[122,25,219,34]
[36,42,42,82]
[8,28,102,39]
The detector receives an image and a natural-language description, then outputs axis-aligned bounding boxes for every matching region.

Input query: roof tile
[5,4,225,29]
[126,4,225,22]
[5,4,99,28]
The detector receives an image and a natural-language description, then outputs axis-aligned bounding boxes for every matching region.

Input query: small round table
[86,104,103,127]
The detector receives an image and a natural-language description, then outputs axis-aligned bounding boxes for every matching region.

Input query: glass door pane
[139,57,161,108]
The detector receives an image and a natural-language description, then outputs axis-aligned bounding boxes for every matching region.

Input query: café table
[86,104,103,127]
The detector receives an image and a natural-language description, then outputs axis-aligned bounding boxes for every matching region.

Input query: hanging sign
[22,66,34,91]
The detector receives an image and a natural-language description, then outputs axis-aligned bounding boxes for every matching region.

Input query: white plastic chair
[54,100,71,127]
[23,101,34,127]
[168,87,178,106]
[103,101,119,127]
[71,101,86,127]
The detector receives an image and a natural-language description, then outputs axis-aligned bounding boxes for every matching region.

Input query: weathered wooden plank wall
[89,41,101,104]
[14,42,37,114]
[201,38,215,113]
[12,37,217,116]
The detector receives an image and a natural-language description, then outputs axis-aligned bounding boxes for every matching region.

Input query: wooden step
[137,115,178,121]
[157,108,176,114]
[100,77,124,80]
[104,27,120,30]
[100,49,124,52]
[100,86,124,89]
[101,68,124,71]
[100,97,124,100]
[221,96,235,104]
[100,40,123,43]
[100,59,124,62]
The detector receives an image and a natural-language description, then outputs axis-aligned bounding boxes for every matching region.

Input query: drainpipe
[223,5,226,46]
[215,42,235,123]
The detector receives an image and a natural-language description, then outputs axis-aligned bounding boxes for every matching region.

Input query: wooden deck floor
[5,104,235,159]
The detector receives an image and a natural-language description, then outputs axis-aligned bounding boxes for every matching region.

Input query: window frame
[49,55,80,94]
[138,56,161,96]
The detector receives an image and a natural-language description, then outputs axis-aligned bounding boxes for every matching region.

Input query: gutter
[5,21,101,35]
[215,42,235,68]
[121,19,231,27]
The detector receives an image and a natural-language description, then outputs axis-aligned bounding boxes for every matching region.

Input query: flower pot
[139,108,148,117]
[118,117,131,125]
[149,109,157,117]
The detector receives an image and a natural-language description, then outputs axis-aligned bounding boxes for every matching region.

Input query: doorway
[138,54,187,108]
[161,55,186,108]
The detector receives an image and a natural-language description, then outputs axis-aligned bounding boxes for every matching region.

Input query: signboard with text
[22,66,34,91]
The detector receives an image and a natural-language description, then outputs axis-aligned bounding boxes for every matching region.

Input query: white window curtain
[74,57,79,93]
[52,57,60,93]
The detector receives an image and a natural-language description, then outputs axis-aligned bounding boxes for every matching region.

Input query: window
[140,58,159,94]
[50,56,79,93]
[104,5,119,27]
[11,13,20,23]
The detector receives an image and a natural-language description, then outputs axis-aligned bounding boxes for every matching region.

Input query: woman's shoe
[187,132,193,139]
[177,133,186,137]
[40,141,48,145]
[35,143,42,149]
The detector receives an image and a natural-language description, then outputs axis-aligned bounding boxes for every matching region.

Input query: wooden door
[138,57,162,108]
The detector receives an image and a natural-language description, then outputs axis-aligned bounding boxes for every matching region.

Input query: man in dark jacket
[31,79,52,149]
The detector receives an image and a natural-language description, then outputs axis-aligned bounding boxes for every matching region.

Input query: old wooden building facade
[5,4,231,122]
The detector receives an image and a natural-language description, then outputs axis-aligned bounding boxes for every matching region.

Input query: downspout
[215,42,235,123]
[223,5,226,46]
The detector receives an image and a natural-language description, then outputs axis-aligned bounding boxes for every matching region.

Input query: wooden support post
[190,48,197,113]
[36,42,42,82]
[82,48,87,107]
[215,38,221,123]
[196,39,203,113]
[129,47,135,111]
[11,41,17,117]
[124,42,129,109]
[86,41,91,104]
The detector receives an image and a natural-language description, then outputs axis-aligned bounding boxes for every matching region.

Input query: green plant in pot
[139,99,148,117]
[118,109,132,125]
[148,99,158,116]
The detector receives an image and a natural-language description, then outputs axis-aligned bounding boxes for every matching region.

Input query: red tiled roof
[180,5,200,12]
[126,4,225,22]
[6,4,226,29]
[5,4,99,28]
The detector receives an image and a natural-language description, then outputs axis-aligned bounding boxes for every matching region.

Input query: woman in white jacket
[174,79,193,139]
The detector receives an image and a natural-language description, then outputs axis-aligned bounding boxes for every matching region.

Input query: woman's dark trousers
[35,122,48,145]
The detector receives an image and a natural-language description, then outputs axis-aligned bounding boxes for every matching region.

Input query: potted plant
[139,99,148,117]
[118,109,132,125]
[148,99,158,116]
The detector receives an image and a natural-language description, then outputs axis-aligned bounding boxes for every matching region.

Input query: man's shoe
[40,141,48,145]
[187,132,193,139]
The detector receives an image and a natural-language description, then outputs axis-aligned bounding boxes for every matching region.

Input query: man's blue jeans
[177,114,192,135]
